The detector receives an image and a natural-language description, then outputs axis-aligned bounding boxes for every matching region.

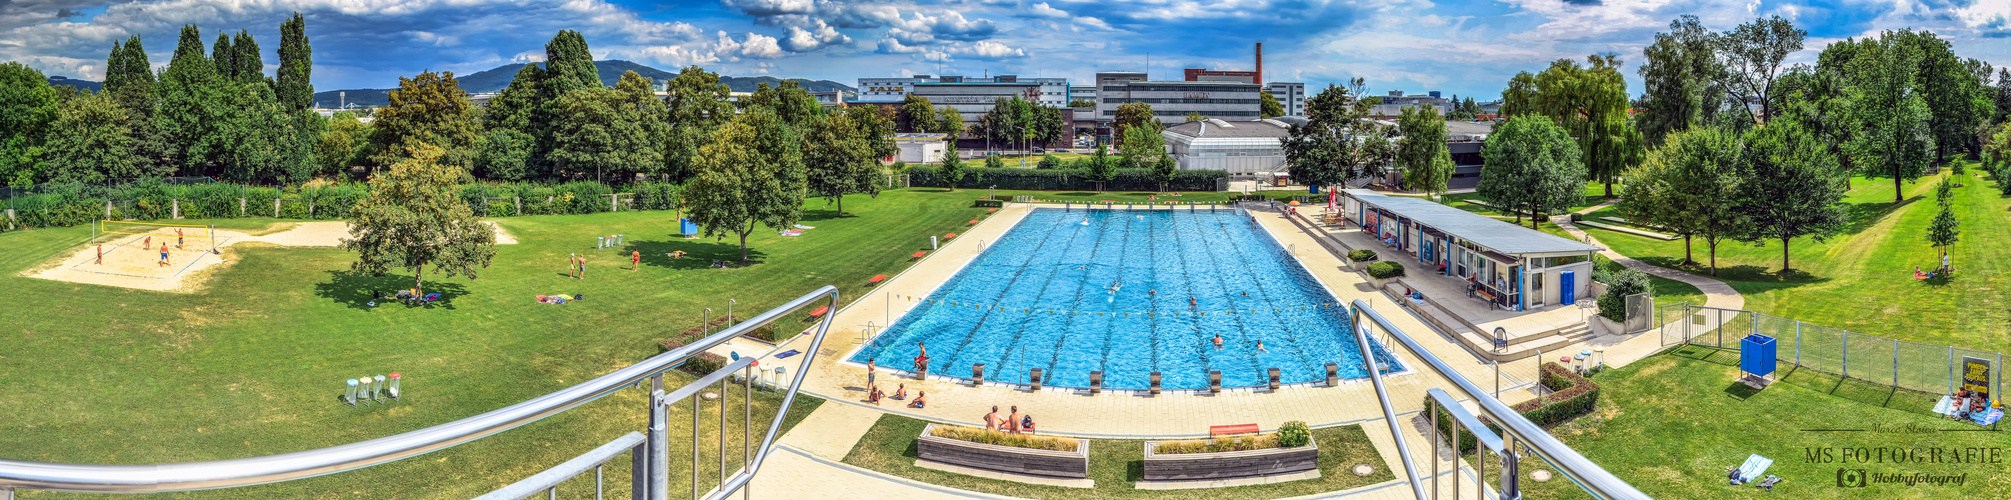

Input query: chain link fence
[1667,305,2005,399]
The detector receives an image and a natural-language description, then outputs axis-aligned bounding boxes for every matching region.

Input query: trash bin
[1741,334,1777,378]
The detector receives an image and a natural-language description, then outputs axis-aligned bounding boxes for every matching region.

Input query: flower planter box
[916,423,1089,479]
[1141,435,1318,482]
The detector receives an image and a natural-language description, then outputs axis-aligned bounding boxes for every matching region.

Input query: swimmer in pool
[1149,289,1156,295]
[1212,333,1223,348]
[1241,291,1249,297]
[1256,339,1268,353]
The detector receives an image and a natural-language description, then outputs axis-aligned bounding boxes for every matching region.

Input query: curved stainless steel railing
[1351,299,1651,500]
[0,286,842,494]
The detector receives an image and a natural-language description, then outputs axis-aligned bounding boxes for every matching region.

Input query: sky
[2,0,2008,100]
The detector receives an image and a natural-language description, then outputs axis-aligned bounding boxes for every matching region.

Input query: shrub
[486,201,517,217]
[631,181,683,211]
[1347,249,1378,262]
[1276,420,1311,448]
[985,155,1004,169]
[1365,261,1405,279]
[279,200,311,219]
[1037,155,1062,169]
[930,425,1080,452]
[1153,434,1282,454]
[1595,267,1651,322]
[904,165,1227,191]
[1425,362,1599,454]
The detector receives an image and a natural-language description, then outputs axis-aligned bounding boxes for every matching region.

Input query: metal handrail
[1351,299,1651,500]
[0,286,842,494]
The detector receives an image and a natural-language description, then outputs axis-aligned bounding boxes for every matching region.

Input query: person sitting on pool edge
[913,342,930,376]
[984,406,1002,431]
[891,384,907,400]
[907,391,928,409]
[1007,406,1022,433]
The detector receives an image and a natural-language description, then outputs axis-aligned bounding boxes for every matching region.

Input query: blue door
[1560,271,1576,306]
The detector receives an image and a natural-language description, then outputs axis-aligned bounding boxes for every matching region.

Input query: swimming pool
[848,207,1403,391]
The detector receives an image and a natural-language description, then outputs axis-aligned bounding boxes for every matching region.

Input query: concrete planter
[1141,435,1319,482]
[916,423,1089,479]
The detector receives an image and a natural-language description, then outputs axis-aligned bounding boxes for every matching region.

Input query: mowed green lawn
[0,189,991,498]
[1502,348,2009,500]
[1576,165,2011,355]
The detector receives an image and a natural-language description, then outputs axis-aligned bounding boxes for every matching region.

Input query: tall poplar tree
[276,13,313,111]
[211,32,234,81]
[231,30,263,85]
[159,25,226,175]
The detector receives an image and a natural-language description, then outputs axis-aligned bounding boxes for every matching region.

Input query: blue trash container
[1741,334,1777,377]
[680,218,698,235]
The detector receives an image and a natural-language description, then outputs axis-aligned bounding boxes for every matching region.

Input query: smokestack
[1255,43,1263,85]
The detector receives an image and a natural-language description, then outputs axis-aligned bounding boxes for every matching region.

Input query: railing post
[647,376,666,500]
[1451,415,1461,500]
[691,391,700,500]
[718,378,727,492]
[1430,400,1439,500]
[743,364,753,500]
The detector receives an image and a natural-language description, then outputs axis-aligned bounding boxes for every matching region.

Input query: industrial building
[1161,118,1292,174]
[854,74,1070,124]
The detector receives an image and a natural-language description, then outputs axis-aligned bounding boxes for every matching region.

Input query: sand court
[24,221,516,292]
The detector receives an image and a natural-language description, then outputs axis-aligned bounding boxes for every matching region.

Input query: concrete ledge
[1134,469,1322,490]
[1575,220,1675,240]
[915,458,1097,488]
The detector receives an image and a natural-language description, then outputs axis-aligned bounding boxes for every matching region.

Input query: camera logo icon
[1836,468,1868,487]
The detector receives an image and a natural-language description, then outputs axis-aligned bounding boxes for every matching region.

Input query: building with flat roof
[887,133,948,164]
[854,74,1069,124]
[1266,82,1306,117]
[1186,69,1258,83]
[1162,118,1291,174]
[1339,189,1602,311]
[1097,80,1265,125]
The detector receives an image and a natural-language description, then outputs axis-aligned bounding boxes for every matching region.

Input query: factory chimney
[1255,43,1263,85]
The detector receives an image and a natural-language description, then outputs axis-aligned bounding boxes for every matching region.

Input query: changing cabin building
[1338,189,1602,311]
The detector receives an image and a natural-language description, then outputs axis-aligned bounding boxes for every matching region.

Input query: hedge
[905,165,1227,191]
[1366,261,1405,279]
[5,179,689,230]
[1347,249,1378,262]
[1426,362,1600,454]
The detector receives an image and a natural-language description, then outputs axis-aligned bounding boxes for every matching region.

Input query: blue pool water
[848,207,1403,390]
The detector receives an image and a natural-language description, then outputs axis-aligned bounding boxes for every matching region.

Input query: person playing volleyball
[176,228,184,249]
[159,243,170,266]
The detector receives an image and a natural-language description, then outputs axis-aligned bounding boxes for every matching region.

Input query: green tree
[318,111,369,176]
[1845,31,1934,203]
[1396,105,1453,196]
[1637,15,1729,145]
[661,65,734,183]
[1260,92,1285,118]
[44,92,143,184]
[211,31,234,81]
[1084,142,1117,192]
[1631,126,1744,274]
[1038,154,1061,169]
[214,81,298,183]
[1715,15,1805,124]
[686,109,807,262]
[1476,115,1585,228]
[541,30,599,95]
[743,81,822,128]
[1068,98,1095,108]
[1281,80,1396,188]
[341,142,496,296]
[276,13,313,111]
[984,154,1004,169]
[157,25,227,176]
[901,94,938,132]
[1926,179,1960,260]
[1119,120,1165,170]
[1499,72,1538,117]
[935,106,965,138]
[0,62,57,184]
[804,110,885,215]
[105,36,165,176]
[1994,69,2011,122]
[938,140,965,190]
[1113,101,1156,142]
[551,71,664,182]
[1184,112,1207,123]
[1152,155,1177,193]
[475,128,534,180]
[370,70,479,170]
[1531,55,1643,197]
[1732,120,1846,272]
[230,30,263,85]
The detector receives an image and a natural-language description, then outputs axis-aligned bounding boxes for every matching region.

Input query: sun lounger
[1731,454,1773,484]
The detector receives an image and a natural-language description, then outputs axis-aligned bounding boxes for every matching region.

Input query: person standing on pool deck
[914,342,929,375]
[865,360,876,390]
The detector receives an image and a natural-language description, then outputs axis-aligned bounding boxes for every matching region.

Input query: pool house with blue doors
[1338,190,1603,312]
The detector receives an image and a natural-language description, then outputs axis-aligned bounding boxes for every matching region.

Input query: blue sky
[3,0,2007,99]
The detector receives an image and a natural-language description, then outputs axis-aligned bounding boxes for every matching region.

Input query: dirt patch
[23,221,518,292]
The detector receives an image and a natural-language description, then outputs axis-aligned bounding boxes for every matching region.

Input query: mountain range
[310,60,853,108]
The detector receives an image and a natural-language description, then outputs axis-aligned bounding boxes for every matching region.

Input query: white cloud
[409,30,460,47]
[714,31,784,61]
[954,40,1026,59]
[1027,2,1071,19]
[876,37,924,54]
[780,19,851,52]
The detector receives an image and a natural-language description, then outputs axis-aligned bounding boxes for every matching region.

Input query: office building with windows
[854,74,1070,123]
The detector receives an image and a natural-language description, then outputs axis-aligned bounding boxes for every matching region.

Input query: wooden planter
[1141,435,1318,482]
[916,423,1090,479]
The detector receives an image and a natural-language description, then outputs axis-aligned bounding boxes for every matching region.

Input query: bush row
[1366,261,1405,279]
[4,180,679,230]
[904,166,1228,191]
[1426,362,1600,454]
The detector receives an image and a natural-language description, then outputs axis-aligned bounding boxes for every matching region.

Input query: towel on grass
[794,224,815,229]
[1734,455,1773,482]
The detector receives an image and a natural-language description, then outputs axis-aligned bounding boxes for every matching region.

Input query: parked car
[1031,147,1045,153]
[1055,148,1072,153]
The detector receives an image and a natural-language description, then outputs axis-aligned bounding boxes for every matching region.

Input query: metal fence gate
[1678,305,2005,399]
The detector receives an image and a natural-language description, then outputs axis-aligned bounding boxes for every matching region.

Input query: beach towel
[1933,395,1959,416]
[1734,454,1773,483]
[793,224,815,229]
[774,349,802,359]
[1973,408,2003,425]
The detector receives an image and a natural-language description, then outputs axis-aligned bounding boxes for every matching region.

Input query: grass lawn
[1487,346,2009,499]
[0,188,988,498]
[840,414,1396,499]
[1442,180,1617,218]
[1573,165,2011,355]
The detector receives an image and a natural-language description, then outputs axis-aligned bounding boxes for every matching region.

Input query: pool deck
[754,203,1545,437]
